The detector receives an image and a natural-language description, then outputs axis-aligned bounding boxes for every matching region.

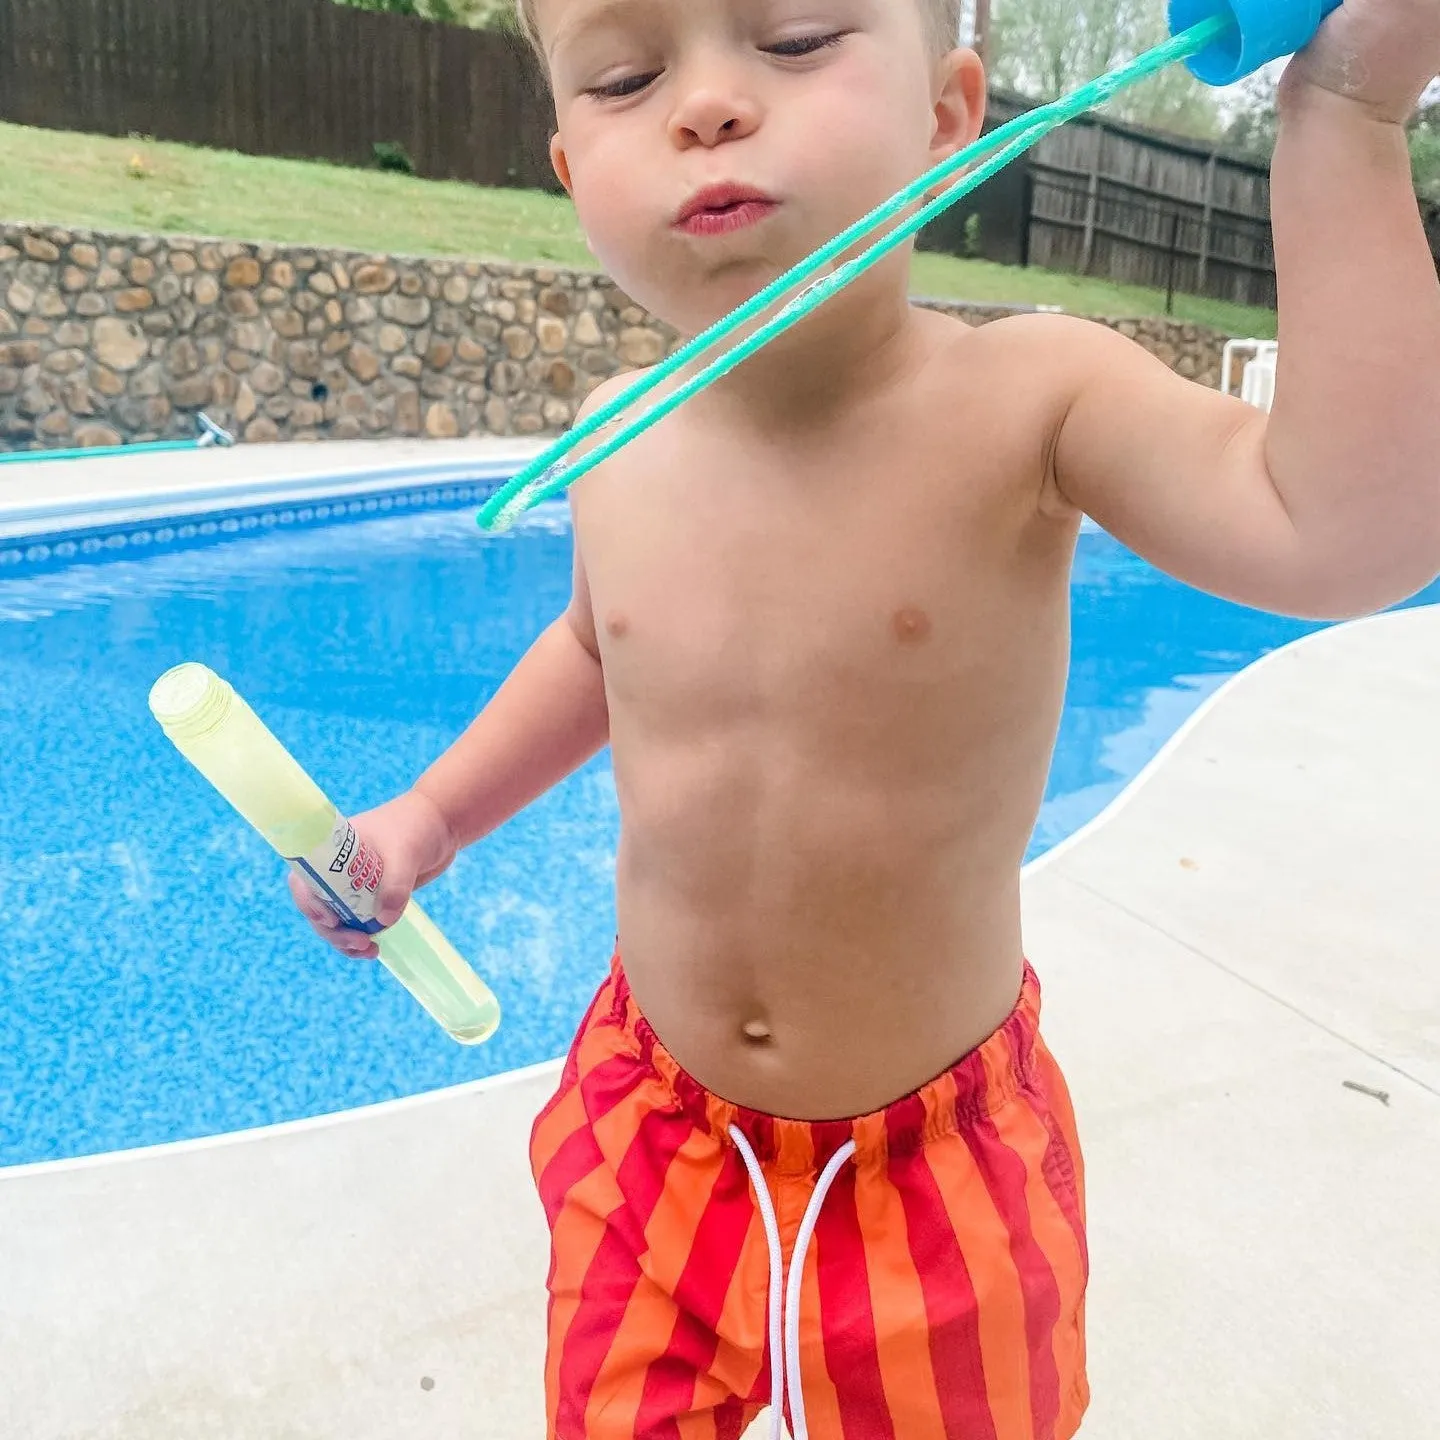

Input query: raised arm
[1045,4,1440,619]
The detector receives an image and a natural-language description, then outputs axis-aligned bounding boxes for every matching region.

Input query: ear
[549,134,597,256]
[550,132,574,196]
[930,47,987,162]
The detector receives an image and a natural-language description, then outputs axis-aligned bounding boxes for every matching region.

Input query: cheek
[562,132,643,238]
[793,73,936,203]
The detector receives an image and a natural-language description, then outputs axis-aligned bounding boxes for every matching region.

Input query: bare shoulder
[914,307,1144,406]
[929,307,1192,439]
[573,368,649,425]
[965,308,1147,374]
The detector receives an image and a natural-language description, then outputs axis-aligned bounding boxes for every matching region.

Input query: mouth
[674,184,779,237]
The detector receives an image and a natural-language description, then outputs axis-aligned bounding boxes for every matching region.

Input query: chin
[598,254,777,341]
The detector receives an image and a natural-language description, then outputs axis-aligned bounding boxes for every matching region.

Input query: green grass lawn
[1,120,1278,337]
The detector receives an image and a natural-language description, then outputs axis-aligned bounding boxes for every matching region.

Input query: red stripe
[633,1150,759,1435]
[713,1404,749,1440]
[1034,1064,1089,1275]
[563,972,617,1086]
[890,1142,1001,1440]
[814,1165,899,1440]
[964,1112,1064,1439]
[535,1051,651,1228]
[555,1100,696,1435]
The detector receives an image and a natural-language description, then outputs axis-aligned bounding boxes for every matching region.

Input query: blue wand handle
[1170,0,1345,86]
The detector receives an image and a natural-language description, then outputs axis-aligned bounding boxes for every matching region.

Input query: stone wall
[922,297,1229,390]
[0,221,1232,453]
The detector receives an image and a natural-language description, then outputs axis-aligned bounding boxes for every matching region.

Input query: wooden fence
[0,0,557,190]
[921,90,1283,308]
[3,0,1436,304]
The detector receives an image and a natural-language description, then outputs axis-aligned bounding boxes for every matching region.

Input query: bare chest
[576,434,1071,737]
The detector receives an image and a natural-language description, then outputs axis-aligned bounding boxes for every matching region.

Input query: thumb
[372,869,413,930]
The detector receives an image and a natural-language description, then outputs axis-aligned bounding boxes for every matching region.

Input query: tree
[332,0,520,29]
[1222,68,1282,162]
[1411,98,1440,200]
[989,0,1220,140]
[1226,76,1440,198]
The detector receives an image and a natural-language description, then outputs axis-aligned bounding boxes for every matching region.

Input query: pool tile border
[0,472,509,577]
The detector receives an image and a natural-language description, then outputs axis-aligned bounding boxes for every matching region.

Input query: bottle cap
[149,663,233,742]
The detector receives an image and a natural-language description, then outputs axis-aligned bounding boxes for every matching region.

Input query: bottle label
[288,812,386,934]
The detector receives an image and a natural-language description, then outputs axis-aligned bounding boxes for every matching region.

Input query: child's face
[537,0,984,336]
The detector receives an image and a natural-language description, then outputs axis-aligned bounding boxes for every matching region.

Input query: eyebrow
[547,0,657,60]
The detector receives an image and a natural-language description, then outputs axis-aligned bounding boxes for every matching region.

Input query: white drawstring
[729,1125,786,1431]
[729,1125,859,1440]
[784,1141,858,1440]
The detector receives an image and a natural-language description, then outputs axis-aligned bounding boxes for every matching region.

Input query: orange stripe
[672,1381,747,1438]
[580,1128,718,1433]
[530,1008,627,1172]
[854,1159,948,1440]
[1031,1043,1090,1435]
[708,1208,770,1403]
[1034,1045,1086,1216]
[924,1132,1037,1440]
[544,1068,668,1430]
[531,1078,588,1179]
[794,1221,847,1438]
[978,1026,1014,1110]
[776,1128,847,1440]
[589,1066,669,1170]
[990,1086,1088,1428]
[643,1129,727,1292]
[582,1268,681,1434]
[544,1191,613,1425]
[672,1408,716,1439]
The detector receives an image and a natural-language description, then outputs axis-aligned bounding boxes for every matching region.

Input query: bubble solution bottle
[149,662,500,1045]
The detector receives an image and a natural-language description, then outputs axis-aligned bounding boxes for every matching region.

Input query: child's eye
[765,32,847,58]
[586,72,660,100]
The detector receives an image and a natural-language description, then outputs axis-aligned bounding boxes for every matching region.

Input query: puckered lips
[674,183,779,237]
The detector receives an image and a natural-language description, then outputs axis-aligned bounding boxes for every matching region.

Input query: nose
[668,72,760,150]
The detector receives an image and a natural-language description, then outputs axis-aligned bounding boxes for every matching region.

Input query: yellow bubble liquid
[148,662,500,1045]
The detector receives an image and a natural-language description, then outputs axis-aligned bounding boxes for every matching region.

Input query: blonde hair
[514,0,964,61]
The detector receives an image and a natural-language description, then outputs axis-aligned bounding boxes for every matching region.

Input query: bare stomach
[610,748,1036,1120]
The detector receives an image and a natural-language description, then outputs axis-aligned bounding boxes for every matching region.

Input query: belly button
[605,612,629,639]
[742,1019,772,1043]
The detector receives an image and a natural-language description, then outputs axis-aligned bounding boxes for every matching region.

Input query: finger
[307,902,341,932]
[288,872,339,930]
[331,927,381,961]
[305,913,350,948]
[373,882,411,930]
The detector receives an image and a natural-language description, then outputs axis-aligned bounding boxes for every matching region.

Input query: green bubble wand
[475,19,1221,531]
[478,0,1341,531]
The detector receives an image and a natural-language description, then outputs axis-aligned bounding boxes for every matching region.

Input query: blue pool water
[2,496,1435,1168]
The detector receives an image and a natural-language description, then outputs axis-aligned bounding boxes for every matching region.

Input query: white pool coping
[2,444,1436,1439]
[0,433,1104,543]
[0,436,549,541]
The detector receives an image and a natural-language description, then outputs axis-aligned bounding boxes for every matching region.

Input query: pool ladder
[1221,338,1278,413]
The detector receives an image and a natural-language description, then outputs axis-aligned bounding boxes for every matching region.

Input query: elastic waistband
[604,953,1042,1175]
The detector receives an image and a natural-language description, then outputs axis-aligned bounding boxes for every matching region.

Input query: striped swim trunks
[529,954,1089,1439]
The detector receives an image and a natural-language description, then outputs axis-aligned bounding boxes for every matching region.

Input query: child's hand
[1283,0,1440,125]
[288,789,458,960]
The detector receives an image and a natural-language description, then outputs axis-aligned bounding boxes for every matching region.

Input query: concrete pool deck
[1,447,1437,1438]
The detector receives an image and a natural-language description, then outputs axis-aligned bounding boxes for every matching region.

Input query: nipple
[742,1018,773,1043]
[892,605,932,644]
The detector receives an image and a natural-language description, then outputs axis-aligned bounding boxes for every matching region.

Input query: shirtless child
[291,0,1440,1434]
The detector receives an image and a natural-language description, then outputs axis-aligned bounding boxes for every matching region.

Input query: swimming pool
[3,489,1436,1168]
